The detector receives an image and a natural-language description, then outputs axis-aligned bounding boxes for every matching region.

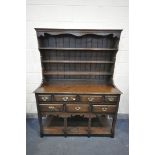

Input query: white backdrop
[26,0,129,114]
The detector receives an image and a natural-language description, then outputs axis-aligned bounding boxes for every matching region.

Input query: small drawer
[39,104,64,112]
[66,104,89,113]
[104,95,118,102]
[80,95,103,102]
[38,95,52,102]
[92,105,117,113]
[54,95,77,102]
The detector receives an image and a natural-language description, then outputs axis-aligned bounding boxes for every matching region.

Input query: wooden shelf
[42,60,114,64]
[42,127,111,135]
[39,47,117,51]
[42,115,112,135]
[43,127,64,135]
[43,71,113,76]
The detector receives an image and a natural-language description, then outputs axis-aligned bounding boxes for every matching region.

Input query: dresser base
[39,114,115,137]
[35,83,121,138]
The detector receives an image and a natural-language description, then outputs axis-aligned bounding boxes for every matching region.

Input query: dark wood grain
[92,105,116,113]
[39,104,64,112]
[66,104,89,113]
[53,94,77,102]
[79,95,103,102]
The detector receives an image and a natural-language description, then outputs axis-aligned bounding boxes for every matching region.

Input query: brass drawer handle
[62,96,68,101]
[102,107,108,111]
[41,96,48,101]
[48,106,55,109]
[75,106,81,111]
[107,97,115,102]
[71,97,76,101]
[88,97,94,102]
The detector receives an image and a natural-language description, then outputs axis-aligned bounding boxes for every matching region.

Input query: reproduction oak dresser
[34,28,122,137]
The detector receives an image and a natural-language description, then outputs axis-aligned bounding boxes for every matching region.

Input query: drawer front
[66,104,89,113]
[54,95,77,102]
[104,95,118,102]
[39,104,64,112]
[92,105,117,113]
[80,95,103,102]
[38,95,52,102]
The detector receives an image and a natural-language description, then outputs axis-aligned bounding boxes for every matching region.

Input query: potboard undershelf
[42,127,111,135]
[42,115,112,136]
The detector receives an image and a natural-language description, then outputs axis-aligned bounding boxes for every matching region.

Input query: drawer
[39,104,64,112]
[92,105,117,113]
[38,95,52,102]
[66,104,89,113]
[80,95,103,102]
[54,95,77,102]
[104,95,118,102]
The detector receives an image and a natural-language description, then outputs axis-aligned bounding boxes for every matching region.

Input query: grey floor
[26,117,129,155]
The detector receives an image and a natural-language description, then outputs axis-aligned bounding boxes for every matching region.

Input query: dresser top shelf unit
[35,28,122,92]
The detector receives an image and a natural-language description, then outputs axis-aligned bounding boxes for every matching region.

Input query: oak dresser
[34,28,122,137]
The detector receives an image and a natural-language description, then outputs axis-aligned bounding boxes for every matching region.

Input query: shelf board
[39,47,117,51]
[42,60,114,64]
[42,115,112,135]
[43,71,113,76]
[43,127,64,135]
[43,127,111,135]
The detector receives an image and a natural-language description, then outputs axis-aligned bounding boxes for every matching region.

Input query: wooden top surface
[34,83,122,94]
